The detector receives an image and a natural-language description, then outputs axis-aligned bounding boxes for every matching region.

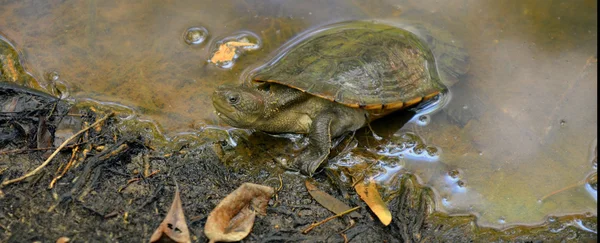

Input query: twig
[49,146,80,189]
[1,112,114,187]
[118,170,161,193]
[0,142,85,155]
[539,181,585,202]
[302,206,360,234]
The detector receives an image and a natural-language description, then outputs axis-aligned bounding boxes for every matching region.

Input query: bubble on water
[547,216,557,223]
[448,169,460,179]
[457,180,466,188]
[442,197,451,207]
[183,26,209,45]
[416,115,430,126]
[586,172,597,191]
[426,146,439,157]
[399,133,420,149]
[46,71,60,81]
[549,222,567,233]
[45,71,69,98]
[498,217,506,224]
[413,144,426,155]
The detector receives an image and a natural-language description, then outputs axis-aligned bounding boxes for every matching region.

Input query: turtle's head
[212,84,265,128]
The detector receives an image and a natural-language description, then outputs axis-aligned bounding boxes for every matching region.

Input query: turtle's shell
[253,21,446,118]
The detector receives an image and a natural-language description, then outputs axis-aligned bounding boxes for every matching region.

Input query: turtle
[212,21,454,176]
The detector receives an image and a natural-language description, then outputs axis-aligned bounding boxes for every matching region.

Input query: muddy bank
[0,81,596,242]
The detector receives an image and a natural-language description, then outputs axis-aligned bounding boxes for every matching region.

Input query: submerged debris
[204,183,274,243]
[150,185,191,243]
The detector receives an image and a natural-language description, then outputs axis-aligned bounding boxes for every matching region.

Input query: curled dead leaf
[150,186,191,243]
[354,179,392,226]
[204,183,274,243]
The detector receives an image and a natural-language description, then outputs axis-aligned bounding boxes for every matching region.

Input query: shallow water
[0,0,596,228]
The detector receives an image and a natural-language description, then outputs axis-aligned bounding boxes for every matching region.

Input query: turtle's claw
[297,149,329,177]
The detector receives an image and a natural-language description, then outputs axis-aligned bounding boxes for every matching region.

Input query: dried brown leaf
[354,179,391,226]
[305,180,360,218]
[149,187,191,243]
[204,183,274,243]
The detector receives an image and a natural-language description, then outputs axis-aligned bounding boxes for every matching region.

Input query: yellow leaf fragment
[209,41,257,64]
[204,183,274,243]
[150,187,191,243]
[354,179,392,226]
[210,44,236,64]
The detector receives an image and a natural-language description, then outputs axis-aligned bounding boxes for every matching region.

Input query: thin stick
[302,206,360,234]
[539,181,585,202]
[0,142,86,155]
[1,112,114,187]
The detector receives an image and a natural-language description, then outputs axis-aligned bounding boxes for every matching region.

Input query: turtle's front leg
[297,112,335,176]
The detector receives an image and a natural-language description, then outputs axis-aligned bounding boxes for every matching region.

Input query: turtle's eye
[227,93,240,105]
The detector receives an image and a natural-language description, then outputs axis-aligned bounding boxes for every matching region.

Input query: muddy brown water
[0,0,596,229]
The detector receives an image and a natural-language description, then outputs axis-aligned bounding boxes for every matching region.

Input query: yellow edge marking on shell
[363,103,383,110]
[382,101,404,110]
[404,96,423,107]
[423,91,440,101]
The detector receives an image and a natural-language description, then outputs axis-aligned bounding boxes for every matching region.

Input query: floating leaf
[305,180,360,218]
[354,179,392,226]
[204,183,274,243]
[209,41,258,64]
[150,186,191,243]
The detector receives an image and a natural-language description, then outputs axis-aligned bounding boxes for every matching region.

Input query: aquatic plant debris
[149,185,191,243]
[354,178,392,226]
[204,183,274,243]
[305,179,360,218]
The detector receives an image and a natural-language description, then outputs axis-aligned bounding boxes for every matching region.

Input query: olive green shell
[253,21,446,114]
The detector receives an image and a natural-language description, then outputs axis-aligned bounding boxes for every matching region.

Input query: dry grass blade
[204,183,274,243]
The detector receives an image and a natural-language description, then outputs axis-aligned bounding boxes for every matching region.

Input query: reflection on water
[0,0,596,228]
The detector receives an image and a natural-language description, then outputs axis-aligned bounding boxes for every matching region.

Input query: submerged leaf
[204,183,274,243]
[150,186,191,243]
[305,180,360,218]
[354,179,392,226]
